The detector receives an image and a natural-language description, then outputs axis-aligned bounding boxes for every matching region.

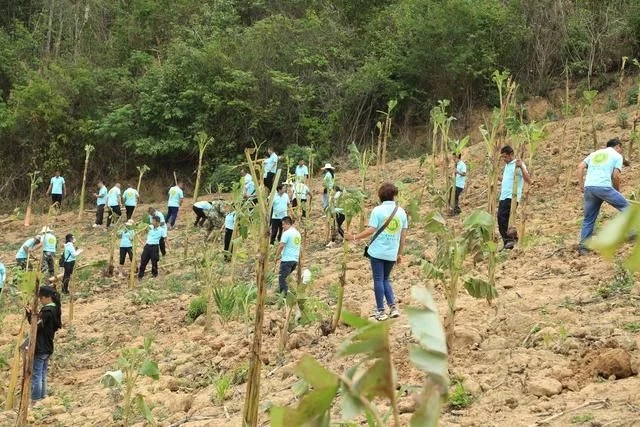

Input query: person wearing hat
[15,235,43,270]
[118,220,136,278]
[122,184,140,220]
[321,163,335,211]
[205,200,227,242]
[26,285,62,402]
[61,234,82,294]
[192,200,213,227]
[40,228,57,280]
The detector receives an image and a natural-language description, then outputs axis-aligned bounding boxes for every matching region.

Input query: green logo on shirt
[592,152,609,165]
[384,216,401,234]
[294,236,301,246]
[47,236,55,245]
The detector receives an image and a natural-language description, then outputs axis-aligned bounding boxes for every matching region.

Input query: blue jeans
[32,353,50,401]
[322,192,328,210]
[580,186,629,248]
[370,257,396,311]
[166,206,180,227]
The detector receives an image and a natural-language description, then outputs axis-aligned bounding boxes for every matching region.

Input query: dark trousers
[96,204,105,225]
[62,261,75,293]
[264,172,275,192]
[193,206,207,227]
[119,247,133,265]
[41,252,54,277]
[497,198,516,245]
[138,244,159,278]
[51,194,62,205]
[224,228,233,260]
[159,237,166,256]
[125,205,135,220]
[332,213,346,242]
[453,187,463,214]
[166,207,179,227]
[270,218,283,244]
[16,258,31,270]
[291,199,307,218]
[107,205,121,227]
[278,261,297,294]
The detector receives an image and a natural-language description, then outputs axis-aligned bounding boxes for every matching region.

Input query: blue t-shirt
[16,238,36,259]
[42,232,57,253]
[194,201,212,210]
[107,186,121,206]
[455,161,467,189]
[118,228,135,248]
[280,227,301,262]
[63,242,78,262]
[245,177,256,197]
[272,193,290,219]
[50,176,65,194]
[583,147,623,187]
[293,183,310,201]
[97,186,108,205]
[168,186,184,207]
[225,212,236,230]
[323,171,334,190]
[264,153,278,177]
[152,210,167,237]
[146,226,163,245]
[366,201,408,262]
[0,263,5,288]
[499,160,527,202]
[295,165,308,181]
[123,188,139,206]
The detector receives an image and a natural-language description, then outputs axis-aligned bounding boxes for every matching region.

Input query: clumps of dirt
[570,347,636,388]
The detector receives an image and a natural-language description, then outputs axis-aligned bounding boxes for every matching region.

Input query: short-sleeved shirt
[123,188,139,206]
[264,153,278,177]
[295,165,309,181]
[0,263,5,288]
[168,186,184,207]
[107,186,121,206]
[244,177,256,197]
[50,176,65,194]
[272,193,290,219]
[97,186,108,205]
[118,228,135,248]
[583,147,623,187]
[194,201,212,210]
[292,183,310,201]
[333,191,344,214]
[16,238,36,259]
[455,161,467,189]
[280,227,301,262]
[323,171,334,190]
[145,226,163,245]
[42,232,57,253]
[225,212,236,230]
[152,210,167,237]
[63,242,78,262]
[499,160,527,202]
[366,201,408,262]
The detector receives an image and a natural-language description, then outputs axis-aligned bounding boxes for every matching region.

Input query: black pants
[166,207,179,227]
[107,205,121,227]
[224,228,233,260]
[270,218,283,244]
[62,261,75,293]
[332,213,346,242]
[119,247,133,265]
[125,205,135,220]
[193,206,207,227]
[51,194,62,205]
[291,199,307,218]
[497,198,517,245]
[264,172,275,192]
[278,261,297,294]
[41,252,54,277]
[138,244,159,278]
[159,237,166,256]
[453,187,463,214]
[96,204,105,225]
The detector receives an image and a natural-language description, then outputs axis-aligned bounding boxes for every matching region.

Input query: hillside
[2,106,640,427]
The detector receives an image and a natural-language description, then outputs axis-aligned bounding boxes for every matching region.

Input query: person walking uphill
[122,184,140,220]
[451,154,467,215]
[274,216,301,294]
[497,146,532,250]
[138,216,163,280]
[46,170,66,206]
[577,137,629,256]
[166,182,184,228]
[93,181,108,228]
[26,285,62,403]
[61,234,82,294]
[345,183,408,321]
[263,147,279,191]
[106,183,122,228]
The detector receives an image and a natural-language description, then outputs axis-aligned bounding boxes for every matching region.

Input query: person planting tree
[290,180,312,218]
[166,181,184,228]
[106,183,122,228]
[40,227,57,281]
[122,184,140,220]
[223,209,236,261]
[326,187,345,248]
[46,170,66,206]
[15,235,42,270]
[147,207,167,256]
[451,154,467,215]
[321,163,335,211]
[192,200,213,227]
[274,216,301,295]
[576,137,629,256]
[93,181,108,228]
[61,233,82,294]
[138,216,163,280]
[118,220,135,278]
[270,184,291,245]
[497,145,531,250]
[345,183,407,321]
[204,201,227,242]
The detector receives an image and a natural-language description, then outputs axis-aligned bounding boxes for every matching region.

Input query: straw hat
[40,226,52,233]
[321,163,334,170]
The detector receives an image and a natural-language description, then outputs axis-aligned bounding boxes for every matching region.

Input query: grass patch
[622,322,640,333]
[570,413,594,424]
[448,378,473,410]
[596,263,634,299]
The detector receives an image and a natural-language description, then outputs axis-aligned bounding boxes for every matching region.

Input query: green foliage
[208,164,240,193]
[588,201,640,268]
[570,414,594,424]
[605,94,618,112]
[448,379,473,409]
[212,374,233,404]
[627,85,639,106]
[187,296,208,323]
[596,263,634,299]
[618,110,629,129]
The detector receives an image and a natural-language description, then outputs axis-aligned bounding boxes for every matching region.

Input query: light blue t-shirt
[168,186,184,207]
[152,210,167,238]
[0,263,5,288]
[225,212,236,230]
[333,191,344,214]
[455,161,467,189]
[146,226,163,245]
[280,227,301,262]
[97,186,108,205]
[42,232,57,253]
[583,147,623,187]
[16,238,36,259]
[63,242,78,262]
[107,186,121,206]
[50,176,65,194]
[194,201,212,210]
[118,228,135,248]
[499,160,527,202]
[272,193,290,219]
[293,183,310,201]
[323,171,334,190]
[295,165,308,181]
[245,177,256,197]
[264,153,278,177]
[123,188,139,206]
[366,201,408,262]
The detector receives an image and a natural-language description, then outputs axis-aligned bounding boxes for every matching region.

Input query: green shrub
[448,379,473,409]
[207,163,240,193]
[627,86,639,106]
[605,94,618,112]
[213,286,236,322]
[187,296,208,322]
[618,110,629,129]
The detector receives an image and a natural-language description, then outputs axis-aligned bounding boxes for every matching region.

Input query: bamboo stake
[4,321,26,410]
[78,145,94,220]
[16,278,41,425]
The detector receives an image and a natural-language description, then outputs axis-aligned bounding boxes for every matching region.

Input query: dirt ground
[2,99,640,427]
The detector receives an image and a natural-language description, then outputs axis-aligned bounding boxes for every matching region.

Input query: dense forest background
[1,0,640,199]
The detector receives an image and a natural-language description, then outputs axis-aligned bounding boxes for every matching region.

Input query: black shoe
[503,241,515,250]
[578,247,592,256]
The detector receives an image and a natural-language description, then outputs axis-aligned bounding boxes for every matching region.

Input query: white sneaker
[325,241,336,248]
[389,306,400,318]
[370,309,388,321]
[92,224,99,228]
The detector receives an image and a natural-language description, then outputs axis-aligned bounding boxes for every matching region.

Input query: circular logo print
[294,236,301,246]
[47,236,55,245]
[591,152,608,165]
[385,216,401,234]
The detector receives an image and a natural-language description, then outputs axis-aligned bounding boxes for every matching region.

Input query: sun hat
[40,226,52,233]
[125,219,134,226]
[321,163,334,170]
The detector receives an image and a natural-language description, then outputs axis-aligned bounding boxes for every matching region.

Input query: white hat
[40,226,51,233]
[321,163,334,170]
[125,219,134,226]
